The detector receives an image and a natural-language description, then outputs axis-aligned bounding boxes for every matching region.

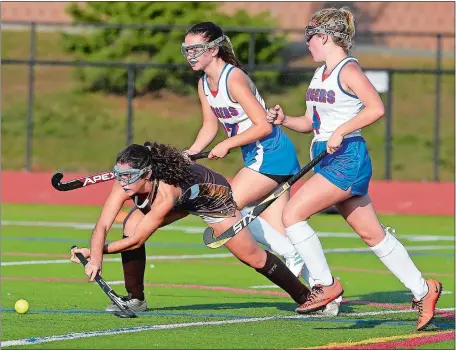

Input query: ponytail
[339,6,356,41]
[141,141,195,187]
[218,46,248,74]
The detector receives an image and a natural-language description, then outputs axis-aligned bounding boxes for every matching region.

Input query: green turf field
[1,203,454,348]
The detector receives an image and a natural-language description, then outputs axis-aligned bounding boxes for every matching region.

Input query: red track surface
[2,171,454,216]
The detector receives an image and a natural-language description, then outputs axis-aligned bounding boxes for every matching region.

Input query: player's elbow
[258,122,273,138]
[376,105,385,118]
[368,104,385,121]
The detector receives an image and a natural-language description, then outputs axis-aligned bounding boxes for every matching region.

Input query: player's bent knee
[228,243,266,269]
[123,209,143,237]
[241,251,266,269]
[123,220,136,237]
[282,209,307,228]
[231,194,249,211]
[358,228,385,247]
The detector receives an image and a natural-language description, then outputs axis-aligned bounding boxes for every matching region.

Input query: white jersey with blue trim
[202,63,300,176]
[306,57,364,142]
[202,63,267,138]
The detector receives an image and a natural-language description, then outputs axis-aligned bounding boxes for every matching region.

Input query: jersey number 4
[224,123,239,137]
[312,106,321,134]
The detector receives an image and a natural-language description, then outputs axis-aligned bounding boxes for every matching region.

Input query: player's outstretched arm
[89,182,129,264]
[102,184,178,254]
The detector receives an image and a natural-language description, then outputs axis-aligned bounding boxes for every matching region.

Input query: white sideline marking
[2,245,453,266]
[3,307,454,347]
[105,281,125,285]
[1,220,454,241]
[2,245,453,267]
[405,290,453,295]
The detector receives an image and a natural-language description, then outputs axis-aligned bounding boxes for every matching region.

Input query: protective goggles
[181,35,228,59]
[305,20,350,43]
[113,165,151,185]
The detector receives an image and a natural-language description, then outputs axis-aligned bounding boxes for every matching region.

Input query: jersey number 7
[223,123,239,137]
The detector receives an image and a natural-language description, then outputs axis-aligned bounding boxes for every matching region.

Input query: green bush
[61,2,288,94]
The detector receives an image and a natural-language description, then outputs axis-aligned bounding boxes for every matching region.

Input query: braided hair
[116,142,195,188]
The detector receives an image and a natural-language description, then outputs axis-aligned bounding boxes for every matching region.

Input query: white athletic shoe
[105,293,147,312]
[313,300,340,317]
[285,251,305,277]
[310,223,394,318]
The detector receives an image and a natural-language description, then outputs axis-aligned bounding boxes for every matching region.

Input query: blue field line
[2,308,453,329]
[408,252,455,257]
[2,311,454,347]
[1,308,249,319]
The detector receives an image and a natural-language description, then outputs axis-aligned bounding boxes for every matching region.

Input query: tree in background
[62,2,288,95]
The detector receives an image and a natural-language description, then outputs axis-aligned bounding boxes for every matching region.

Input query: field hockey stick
[52,151,212,191]
[202,150,329,249]
[70,245,137,318]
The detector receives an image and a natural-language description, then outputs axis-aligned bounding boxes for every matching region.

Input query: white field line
[323,245,454,253]
[2,245,454,267]
[104,281,125,285]
[2,307,454,348]
[1,220,454,241]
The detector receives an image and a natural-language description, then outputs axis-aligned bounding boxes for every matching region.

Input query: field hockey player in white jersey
[181,22,320,294]
[266,7,442,330]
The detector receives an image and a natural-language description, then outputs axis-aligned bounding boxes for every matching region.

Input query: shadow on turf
[152,301,299,313]
[151,301,357,314]
[151,294,454,331]
[314,291,455,331]
[353,290,415,304]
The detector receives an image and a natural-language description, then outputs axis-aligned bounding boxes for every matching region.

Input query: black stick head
[202,227,216,246]
[51,172,64,190]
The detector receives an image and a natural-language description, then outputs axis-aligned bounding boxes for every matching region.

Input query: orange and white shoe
[413,279,442,331]
[296,278,343,314]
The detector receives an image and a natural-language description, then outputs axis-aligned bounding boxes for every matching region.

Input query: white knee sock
[286,221,333,286]
[301,264,315,287]
[241,208,296,258]
[370,231,428,300]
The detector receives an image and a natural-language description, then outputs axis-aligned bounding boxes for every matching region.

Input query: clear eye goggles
[305,20,350,43]
[181,35,228,59]
[113,165,151,185]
